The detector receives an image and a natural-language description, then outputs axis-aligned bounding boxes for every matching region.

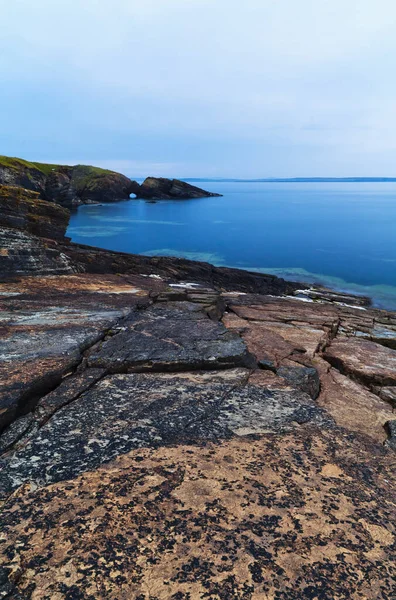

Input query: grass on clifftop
[0,155,117,177]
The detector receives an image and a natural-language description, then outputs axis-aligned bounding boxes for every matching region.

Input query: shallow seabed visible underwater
[68,182,396,310]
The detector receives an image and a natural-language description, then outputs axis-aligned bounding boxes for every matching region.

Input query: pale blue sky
[1,0,395,177]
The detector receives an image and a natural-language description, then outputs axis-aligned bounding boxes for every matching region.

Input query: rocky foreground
[0,183,395,599]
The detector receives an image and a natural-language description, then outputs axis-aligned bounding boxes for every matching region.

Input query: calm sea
[67,182,396,310]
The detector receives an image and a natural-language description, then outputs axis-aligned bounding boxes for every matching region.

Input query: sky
[1,0,396,178]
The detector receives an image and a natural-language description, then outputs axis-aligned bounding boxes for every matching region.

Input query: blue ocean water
[67,182,396,310]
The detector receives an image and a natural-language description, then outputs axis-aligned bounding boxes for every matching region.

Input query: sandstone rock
[138,177,222,199]
[324,338,396,387]
[316,365,394,444]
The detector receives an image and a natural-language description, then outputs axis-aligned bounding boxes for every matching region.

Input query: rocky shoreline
[0,176,395,599]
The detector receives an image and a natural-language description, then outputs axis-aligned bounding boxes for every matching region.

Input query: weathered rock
[224,296,396,444]
[44,168,79,209]
[376,386,396,407]
[324,338,396,387]
[0,414,35,454]
[0,370,327,497]
[356,324,396,350]
[0,274,151,431]
[385,420,396,450]
[88,302,255,372]
[277,365,321,399]
[0,226,76,279]
[0,428,394,599]
[0,185,70,239]
[138,176,222,199]
[316,363,394,444]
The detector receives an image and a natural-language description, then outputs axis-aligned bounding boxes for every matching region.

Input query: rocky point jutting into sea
[0,158,395,599]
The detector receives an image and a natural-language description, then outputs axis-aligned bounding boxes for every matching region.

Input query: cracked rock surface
[1,266,396,598]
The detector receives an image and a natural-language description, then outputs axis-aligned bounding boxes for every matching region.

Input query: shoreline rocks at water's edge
[0,170,395,599]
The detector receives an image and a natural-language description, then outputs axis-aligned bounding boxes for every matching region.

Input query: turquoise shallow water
[67,182,396,310]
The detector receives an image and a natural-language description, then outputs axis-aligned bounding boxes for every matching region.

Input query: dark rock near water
[58,239,302,295]
[137,176,222,199]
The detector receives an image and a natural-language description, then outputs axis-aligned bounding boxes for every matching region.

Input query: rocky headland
[0,157,221,209]
[137,177,222,200]
[0,175,395,599]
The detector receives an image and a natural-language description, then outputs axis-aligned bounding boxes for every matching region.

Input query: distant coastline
[183,177,396,183]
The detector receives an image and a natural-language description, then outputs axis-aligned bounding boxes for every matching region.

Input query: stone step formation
[0,179,395,599]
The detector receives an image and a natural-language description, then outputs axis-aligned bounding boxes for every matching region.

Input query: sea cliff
[0,156,222,209]
[0,173,395,599]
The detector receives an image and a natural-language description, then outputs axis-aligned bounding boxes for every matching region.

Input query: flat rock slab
[1,428,394,599]
[0,274,152,431]
[316,364,394,443]
[0,370,327,498]
[324,338,396,387]
[88,302,255,372]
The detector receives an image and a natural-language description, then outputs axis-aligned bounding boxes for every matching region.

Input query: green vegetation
[0,155,62,175]
[0,155,116,177]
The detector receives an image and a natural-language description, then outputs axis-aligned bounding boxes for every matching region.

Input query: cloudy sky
[1,0,395,177]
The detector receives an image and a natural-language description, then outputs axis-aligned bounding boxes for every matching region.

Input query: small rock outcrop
[137,176,222,199]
